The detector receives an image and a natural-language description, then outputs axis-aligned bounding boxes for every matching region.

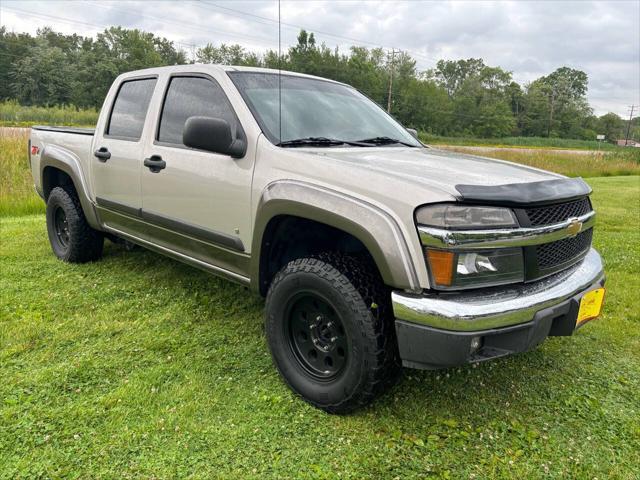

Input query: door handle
[144,155,166,173]
[94,147,111,162]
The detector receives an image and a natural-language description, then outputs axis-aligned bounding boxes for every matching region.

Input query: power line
[196,0,440,66]
[3,3,439,67]
[87,2,278,47]
[0,5,278,57]
[1,6,109,33]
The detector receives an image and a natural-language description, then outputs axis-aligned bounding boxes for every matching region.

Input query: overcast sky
[1,0,638,117]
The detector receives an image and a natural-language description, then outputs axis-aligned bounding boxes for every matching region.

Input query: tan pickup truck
[29,65,605,413]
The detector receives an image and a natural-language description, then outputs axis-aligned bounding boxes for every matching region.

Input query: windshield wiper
[276,137,372,147]
[356,136,416,147]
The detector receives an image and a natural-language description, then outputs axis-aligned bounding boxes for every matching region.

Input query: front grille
[536,228,593,270]
[523,198,591,226]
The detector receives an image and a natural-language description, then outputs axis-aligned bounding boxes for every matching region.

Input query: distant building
[616,139,640,147]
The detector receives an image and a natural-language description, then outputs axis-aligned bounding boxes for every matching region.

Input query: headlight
[416,204,517,229]
[425,247,524,289]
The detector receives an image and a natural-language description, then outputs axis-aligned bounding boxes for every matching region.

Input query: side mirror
[183,116,246,158]
[406,128,418,139]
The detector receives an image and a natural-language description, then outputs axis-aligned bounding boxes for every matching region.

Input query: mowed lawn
[1,176,639,479]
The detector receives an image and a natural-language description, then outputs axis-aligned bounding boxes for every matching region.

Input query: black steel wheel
[286,293,348,379]
[53,206,70,248]
[265,253,401,414]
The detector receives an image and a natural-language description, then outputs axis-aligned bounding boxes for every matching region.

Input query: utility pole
[387,48,400,113]
[624,105,637,146]
[546,88,556,138]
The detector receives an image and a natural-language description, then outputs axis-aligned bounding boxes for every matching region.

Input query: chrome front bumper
[392,248,604,332]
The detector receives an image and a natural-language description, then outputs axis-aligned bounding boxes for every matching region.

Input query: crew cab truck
[29,65,605,413]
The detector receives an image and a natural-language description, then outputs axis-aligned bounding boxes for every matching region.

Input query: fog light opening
[470,336,483,354]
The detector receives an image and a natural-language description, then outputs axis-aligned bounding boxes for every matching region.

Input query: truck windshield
[228,72,421,148]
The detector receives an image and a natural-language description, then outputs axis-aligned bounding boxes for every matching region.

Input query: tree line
[1,26,636,141]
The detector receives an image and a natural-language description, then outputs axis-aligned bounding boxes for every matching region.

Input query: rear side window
[158,76,238,146]
[107,78,157,140]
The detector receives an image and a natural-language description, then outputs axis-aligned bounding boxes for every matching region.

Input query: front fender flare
[251,180,420,293]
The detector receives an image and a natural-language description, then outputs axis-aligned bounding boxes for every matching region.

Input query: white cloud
[1,0,638,116]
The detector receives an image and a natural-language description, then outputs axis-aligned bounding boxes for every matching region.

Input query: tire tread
[266,252,401,413]
[46,186,103,263]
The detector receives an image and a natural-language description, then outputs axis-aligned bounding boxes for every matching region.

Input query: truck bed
[32,125,95,136]
[29,125,96,201]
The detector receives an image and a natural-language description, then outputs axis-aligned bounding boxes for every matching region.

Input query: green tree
[96,27,167,72]
[196,43,260,66]
[70,38,119,108]
[393,75,453,134]
[0,25,609,141]
[428,59,515,137]
[522,67,592,138]
[10,40,74,105]
[597,112,623,142]
[430,58,486,97]
[0,27,36,101]
[543,67,588,99]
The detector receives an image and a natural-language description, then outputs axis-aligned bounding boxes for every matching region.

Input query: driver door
[140,74,252,275]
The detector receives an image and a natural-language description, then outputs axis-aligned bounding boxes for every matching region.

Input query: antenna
[386,48,399,113]
[278,0,282,143]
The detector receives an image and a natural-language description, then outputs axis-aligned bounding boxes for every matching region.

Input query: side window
[107,78,157,140]
[158,76,238,146]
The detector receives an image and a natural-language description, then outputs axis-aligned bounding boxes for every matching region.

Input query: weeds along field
[0,128,44,216]
[437,145,640,178]
[421,133,622,150]
[0,101,99,128]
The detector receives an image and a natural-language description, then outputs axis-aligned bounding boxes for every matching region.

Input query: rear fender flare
[40,145,100,229]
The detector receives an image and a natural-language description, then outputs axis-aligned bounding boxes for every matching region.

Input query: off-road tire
[265,253,401,414]
[46,186,104,263]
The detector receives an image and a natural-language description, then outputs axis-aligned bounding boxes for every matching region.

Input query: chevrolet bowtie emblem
[566,218,582,237]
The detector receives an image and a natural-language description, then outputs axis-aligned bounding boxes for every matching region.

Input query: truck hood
[295,146,563,204]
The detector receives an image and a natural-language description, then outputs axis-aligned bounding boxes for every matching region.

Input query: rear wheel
[265,253,401,413]
[46,186,104,263]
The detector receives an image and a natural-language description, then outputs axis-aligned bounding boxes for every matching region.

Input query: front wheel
[265,254,401,413]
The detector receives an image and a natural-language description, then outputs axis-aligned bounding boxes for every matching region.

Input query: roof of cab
[119,64,346,85]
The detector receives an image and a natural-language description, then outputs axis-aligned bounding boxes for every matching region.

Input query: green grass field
[1,145,639,479]
[1,121,639,477]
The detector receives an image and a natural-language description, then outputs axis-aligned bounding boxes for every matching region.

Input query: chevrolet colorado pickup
[29,65,605,413]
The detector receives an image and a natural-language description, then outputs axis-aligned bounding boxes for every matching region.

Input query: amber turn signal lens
[425,249,455,286]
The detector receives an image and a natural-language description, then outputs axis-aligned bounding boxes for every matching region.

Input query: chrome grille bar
[418,211,595,250]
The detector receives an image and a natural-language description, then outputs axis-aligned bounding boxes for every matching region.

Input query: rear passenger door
[140,73,253,276]
[92,76,157,228]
